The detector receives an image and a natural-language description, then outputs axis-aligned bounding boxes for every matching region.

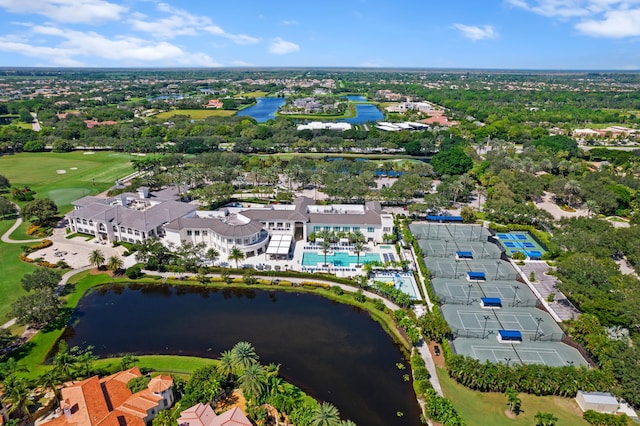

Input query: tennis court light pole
[483,315,491,339]
[444,239,449,258]
[466,283,473,305]
[504,357,511,367]
[495,260,501,279]
[534,317,543,341]
[512,285,519,307]
[455,259,460,278]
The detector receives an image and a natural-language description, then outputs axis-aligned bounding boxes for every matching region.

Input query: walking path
[1,204,44,244]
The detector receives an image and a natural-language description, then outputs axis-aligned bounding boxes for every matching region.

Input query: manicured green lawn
[437,367,590,426]
[154,109,236,120]
[0,151,132,212]
[94,355,214,376]
[0,219,36,322]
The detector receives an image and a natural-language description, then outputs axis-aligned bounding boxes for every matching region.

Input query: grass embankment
[154,109,236,120]
[437,368,590,426]
[0,220,36,321]
[93,355,213,377]
[0,151,132,213]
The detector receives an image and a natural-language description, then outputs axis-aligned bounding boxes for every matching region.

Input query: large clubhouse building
[66,187,394,258]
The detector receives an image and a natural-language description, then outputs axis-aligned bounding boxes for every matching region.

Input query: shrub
[125,266,144,280]
[583,410,629,426]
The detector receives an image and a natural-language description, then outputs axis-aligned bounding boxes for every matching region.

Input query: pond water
[63,284,421,425]
[236,97,285,122]
[341,103,384,124]
[344,95,368,102]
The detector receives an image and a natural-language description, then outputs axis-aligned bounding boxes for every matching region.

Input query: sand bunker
[56,170,66,174]
[70,167,78,170]
[83,152,95,155]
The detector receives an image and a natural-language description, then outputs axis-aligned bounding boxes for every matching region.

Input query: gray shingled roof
[165,216,264,238]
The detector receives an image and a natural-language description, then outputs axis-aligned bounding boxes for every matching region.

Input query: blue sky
[1,0,640,69]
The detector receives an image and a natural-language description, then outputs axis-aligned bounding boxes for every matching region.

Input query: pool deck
[213,239,399,278]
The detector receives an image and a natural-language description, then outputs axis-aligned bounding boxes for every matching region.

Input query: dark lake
[236,97,285,122]
[63,284,421,425]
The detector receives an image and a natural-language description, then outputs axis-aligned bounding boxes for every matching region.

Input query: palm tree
[228,246,244,269]
[89,249,105,270]
[583,199,599,217]
[106,255,123,274]
[534,412,558,426]
[239,363,267,402]
[152,403,181,426]
[205,248,219,266]
[350,230,365,244]
[310,402,341,426]
[38,369,62,406]
[218,350,235,380]
[353,241,365,267]
[2,374,35,421]
[564,179,580,207]
[231,341,259,371]
[53,342,76,380]
[505,387,521,415]
[321,240,331,267]
[339,421,356,426]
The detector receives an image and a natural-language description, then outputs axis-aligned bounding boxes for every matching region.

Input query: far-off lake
[63,284,421,426]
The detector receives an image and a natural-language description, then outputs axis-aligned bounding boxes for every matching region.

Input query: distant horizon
[1,1,640,70]
[1,66,640,74]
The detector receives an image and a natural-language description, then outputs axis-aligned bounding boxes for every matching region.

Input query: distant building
[297,122,352,131]
[205,99,223,109]
[84,119,118,129]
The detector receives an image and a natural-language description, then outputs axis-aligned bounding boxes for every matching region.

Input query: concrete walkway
[1,204,44,244]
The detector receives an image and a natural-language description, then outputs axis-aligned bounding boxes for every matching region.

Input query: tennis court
[417,239,502,259]
[409,223,490,242]
[441,305,564,341]
[425,258,518,280]
[452,338,588,367]
[495,232,547,259]
[431,278,538,307]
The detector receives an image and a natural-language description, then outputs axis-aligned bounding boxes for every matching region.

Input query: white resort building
[66,188,394,259]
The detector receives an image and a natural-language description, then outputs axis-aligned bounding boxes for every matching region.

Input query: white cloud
[0,0,126,23]
[282,20,298,25]
[0,25,221,66]
[269,37,300,54]
[231,60,253,66]
[508,0,640,37]
[452,24,498,40]
[129,3,260,44]
[576,8,640,36]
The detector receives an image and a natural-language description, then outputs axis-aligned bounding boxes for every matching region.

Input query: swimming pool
[372,273,420,299]
[302,251,380,266]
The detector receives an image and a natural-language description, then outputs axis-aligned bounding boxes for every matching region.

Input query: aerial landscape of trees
[3,69,640,424]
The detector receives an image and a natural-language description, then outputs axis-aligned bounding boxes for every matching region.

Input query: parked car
[434,345,441,356]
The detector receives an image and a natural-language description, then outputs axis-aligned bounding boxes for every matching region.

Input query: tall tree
[106,255,124,273]
[228,246,244,269]
[505,387,521,415]
[21,268,61,292]
[231,341,259,371]
[239,363,267,402]
[21,198,58,226]
[89,249,105,269]
[353,241,365,267]
[310,402,341,426]
[534,412,558,426]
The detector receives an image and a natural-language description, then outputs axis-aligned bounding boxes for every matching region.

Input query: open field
[0,219,36,322]
[239,91,268,98]
[437,368,590,426]
[94,355,214,376]
[0,151,132,213]
[277,103,357,120]
[154,109,236,119]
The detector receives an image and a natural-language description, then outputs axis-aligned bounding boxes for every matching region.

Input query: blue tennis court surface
[496,232,546,259]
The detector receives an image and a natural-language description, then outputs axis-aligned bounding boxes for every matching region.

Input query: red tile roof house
[177,403,252,426]
[205,99,223,109]
[42,368,173,426]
